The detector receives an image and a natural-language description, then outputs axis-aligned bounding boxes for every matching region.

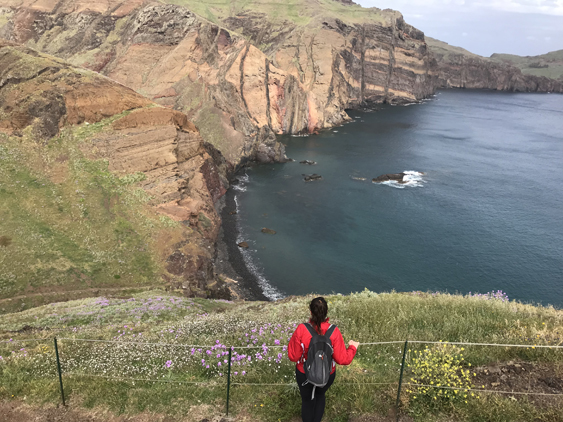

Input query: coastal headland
[1,0,562,308]
[1,1,563,420]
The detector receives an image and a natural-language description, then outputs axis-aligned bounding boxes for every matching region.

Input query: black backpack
[302,322,337,399]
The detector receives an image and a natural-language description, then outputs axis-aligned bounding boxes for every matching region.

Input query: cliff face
[0,39,231,299]
[427,38,563,93]
[490,50,563,81]
[2,0,562,304]
[1,1,561,162]
[0,0,304,166]
[224,12,436,128]
[0,0,437,163]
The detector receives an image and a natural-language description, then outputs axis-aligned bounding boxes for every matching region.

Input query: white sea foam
[291,134,309,137]
[232,173,249,192]
[233,189,285,300]
[376,171,425,189]
[239,248,285,300]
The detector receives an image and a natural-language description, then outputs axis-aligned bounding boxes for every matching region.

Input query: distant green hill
[425,37,482,61]
[490,50,563,80]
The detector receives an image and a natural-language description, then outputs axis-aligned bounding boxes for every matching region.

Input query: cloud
[356,0,563,56]
[473,0,563,16]
[361,0,563,16]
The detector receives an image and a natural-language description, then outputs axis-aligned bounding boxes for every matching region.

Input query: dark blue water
[233,90,563,306]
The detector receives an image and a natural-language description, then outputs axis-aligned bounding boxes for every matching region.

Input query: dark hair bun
[309,297,328,334]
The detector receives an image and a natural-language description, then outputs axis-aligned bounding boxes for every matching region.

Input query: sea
[231,90,563,307]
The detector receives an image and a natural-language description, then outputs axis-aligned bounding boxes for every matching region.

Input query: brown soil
[111,108,197,132]
[0,401,417,422]
[473,360,563,406]
[0,286,159,305]
[0,401,233,422]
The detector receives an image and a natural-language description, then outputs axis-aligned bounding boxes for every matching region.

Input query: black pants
[295,368,336,422]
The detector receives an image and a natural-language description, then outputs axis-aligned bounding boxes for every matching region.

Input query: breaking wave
[233,183,285,300]
[232,173,249,192]
[378,171,425,189]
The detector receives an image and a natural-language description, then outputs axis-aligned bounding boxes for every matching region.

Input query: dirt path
[0,401,411,422]
[0,286,160,305]
[0,401,230,422]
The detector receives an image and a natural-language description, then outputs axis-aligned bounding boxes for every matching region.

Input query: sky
[355,0,563,57]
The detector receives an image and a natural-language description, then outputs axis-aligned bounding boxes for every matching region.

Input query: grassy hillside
[426,37,563,81]
[0,117,179,314]
[490,50,563,80]
[166,0,389,26]
[425,37,482,61]
[1,290,562,421]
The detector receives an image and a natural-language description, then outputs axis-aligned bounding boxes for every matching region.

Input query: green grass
[0,10,12,29]
[426,37,482,61]
[427,38,563,81]
[0,116,179,310]
[166,0,387,27]
[1,290,562,420]
[490,51,563,80]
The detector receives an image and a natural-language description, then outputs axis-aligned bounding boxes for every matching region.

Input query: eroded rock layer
[427,38,563,93]
[0,0,439,165]
[1,0,562,303]
[0,40,231,298]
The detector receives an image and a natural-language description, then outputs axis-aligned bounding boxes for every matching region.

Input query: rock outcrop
[0,1,301,166]
[372,173,406,183]
[0,40,231,299]
[303,174,322,182]
[1,0,560,158]
[427,38,563,93]
[0,39,152,139]
[1,0,562,303]
[222,11,436,112]
[490,50,563,81]
[0,0,437,162]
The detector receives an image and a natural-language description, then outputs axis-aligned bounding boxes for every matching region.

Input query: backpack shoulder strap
[304,323,318,338]
[324,324,337,340]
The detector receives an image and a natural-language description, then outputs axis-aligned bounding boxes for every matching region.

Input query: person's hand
[349,340,359,349]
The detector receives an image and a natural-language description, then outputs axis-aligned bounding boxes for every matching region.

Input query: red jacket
[288,319,357,374]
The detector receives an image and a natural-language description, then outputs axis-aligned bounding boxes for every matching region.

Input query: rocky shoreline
[2,0,563,305]
[214,180,270,302]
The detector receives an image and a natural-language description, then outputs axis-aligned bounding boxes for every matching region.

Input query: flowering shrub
[407,290,509,302]
[1,295,208,331]
[468,290,509,302]
[0,341,56,378]
[54,317,300,382]
[406,343,477,406]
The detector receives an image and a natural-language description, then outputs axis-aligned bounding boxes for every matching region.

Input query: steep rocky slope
[1,0,560,162]
[427,37,563,93]
[491,49,563,81]
[0,0,437,166]
[0,40,232,305]
[1,1,562,307]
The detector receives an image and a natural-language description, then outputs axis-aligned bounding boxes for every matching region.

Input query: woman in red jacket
[288,297,359,422]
